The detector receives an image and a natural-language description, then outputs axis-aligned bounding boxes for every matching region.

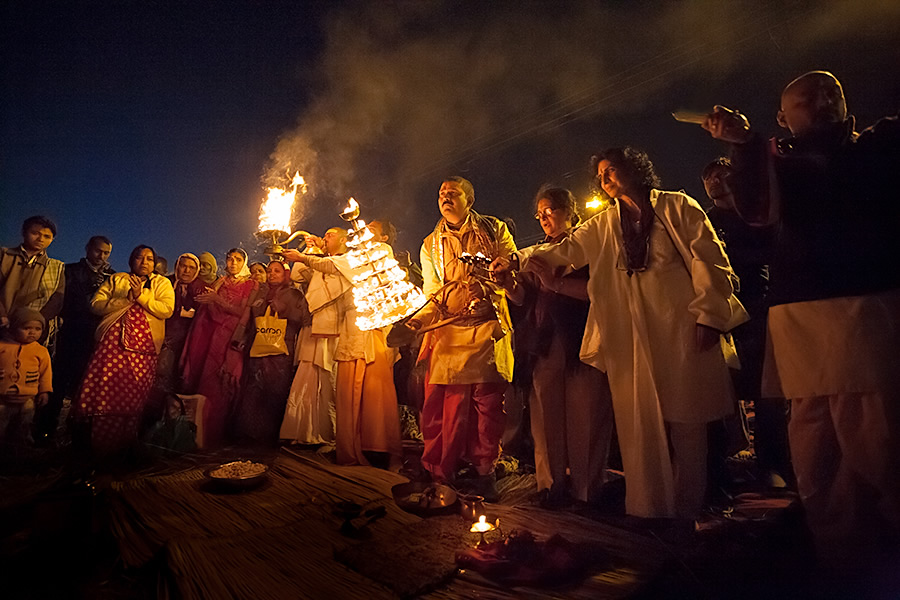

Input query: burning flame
[341,197,360,220]
[258,171,306,234]
[470,515,495,533]
[338,197,427,331]
[585,194,609,212]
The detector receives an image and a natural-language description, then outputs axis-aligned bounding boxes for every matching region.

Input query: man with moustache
[703,71,900,571]
[35,235,115,442]
[404,176,516,500]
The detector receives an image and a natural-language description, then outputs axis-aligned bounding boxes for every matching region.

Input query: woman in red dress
[72,245,175,455]
[180,248,260,447]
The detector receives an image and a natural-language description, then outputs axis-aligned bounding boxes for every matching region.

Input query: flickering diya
[470,515,501,547]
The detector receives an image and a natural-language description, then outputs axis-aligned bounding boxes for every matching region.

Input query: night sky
[3,1,898,271]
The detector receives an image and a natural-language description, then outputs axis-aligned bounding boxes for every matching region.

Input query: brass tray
[391,481,458,517]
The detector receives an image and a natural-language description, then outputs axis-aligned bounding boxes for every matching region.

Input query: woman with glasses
[496,187,614,508]
[499,148,747,521]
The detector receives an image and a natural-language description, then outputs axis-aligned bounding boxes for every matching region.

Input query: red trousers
[420,373,506,481]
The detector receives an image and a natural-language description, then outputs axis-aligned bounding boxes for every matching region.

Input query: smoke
[266,0,899,235]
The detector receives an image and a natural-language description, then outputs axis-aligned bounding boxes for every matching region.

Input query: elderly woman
[499,148,748,520]
[181,248,261,447]
[71,245,175,455]
[497,187,614,507]
[155,253,206,392]
[233,261,310,445]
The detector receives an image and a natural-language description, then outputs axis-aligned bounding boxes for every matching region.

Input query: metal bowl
[205,461,269,490]
[391,481,458,517]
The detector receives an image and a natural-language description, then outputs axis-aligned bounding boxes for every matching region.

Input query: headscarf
[198,252,219,285]
[228,248,251,280]
[174,253,200,283]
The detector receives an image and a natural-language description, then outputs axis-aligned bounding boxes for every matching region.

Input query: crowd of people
[1,71,897,573]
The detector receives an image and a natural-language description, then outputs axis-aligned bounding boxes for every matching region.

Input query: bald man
[704,72,900,570]
[279,228,351,446]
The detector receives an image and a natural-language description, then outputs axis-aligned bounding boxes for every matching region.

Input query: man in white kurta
[529,186,747,519]
[704,72,900,569]
[280,230,349,445]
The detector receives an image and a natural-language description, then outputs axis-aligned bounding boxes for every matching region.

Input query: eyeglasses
[534,207,561,220]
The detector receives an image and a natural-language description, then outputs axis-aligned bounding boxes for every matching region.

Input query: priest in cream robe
[279,229,349,445]
[283,232,402,467]
[521,148,747,519]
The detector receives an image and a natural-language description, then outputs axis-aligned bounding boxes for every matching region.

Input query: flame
[336,196,426,331]
[470,515,495,533]
[341,197,361,221]
[585,194,609,211]
[258,171,306,234]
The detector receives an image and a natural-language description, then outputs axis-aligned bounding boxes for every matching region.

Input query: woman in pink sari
[72,245,175,455]
[180,248,261,447]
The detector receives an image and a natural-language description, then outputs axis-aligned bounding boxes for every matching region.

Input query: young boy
[0,308,52,446]
[0,216,66,347]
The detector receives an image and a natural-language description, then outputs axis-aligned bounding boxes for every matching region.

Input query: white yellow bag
[250,306,289,358]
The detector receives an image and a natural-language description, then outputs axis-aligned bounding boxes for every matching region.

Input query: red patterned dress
[73,304,158,454]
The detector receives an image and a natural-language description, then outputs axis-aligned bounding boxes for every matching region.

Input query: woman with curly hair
[508,148,748,520]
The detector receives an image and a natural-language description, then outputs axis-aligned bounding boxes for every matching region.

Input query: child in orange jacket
[0,308,52,445]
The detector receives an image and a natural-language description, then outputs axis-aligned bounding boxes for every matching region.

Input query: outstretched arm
[703,105,778,226]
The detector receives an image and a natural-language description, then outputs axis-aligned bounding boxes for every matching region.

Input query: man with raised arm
[703,71,900,570]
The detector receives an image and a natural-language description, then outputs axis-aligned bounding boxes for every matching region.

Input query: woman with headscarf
[496,187,614,507]
[155,253,206,392]
[180,248,261,447]
[71,245,175,455]
[233,261,310,445]
[197,252,219,286]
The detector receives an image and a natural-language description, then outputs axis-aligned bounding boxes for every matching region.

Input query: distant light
[586,195,608,211]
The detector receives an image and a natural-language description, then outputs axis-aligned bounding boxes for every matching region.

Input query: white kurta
[280,262,346,444]
[530,189,748,517]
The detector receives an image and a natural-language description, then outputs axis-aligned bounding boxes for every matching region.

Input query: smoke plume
[266,0,900,239]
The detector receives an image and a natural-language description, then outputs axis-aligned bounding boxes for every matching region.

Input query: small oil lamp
[470,515,498,547]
